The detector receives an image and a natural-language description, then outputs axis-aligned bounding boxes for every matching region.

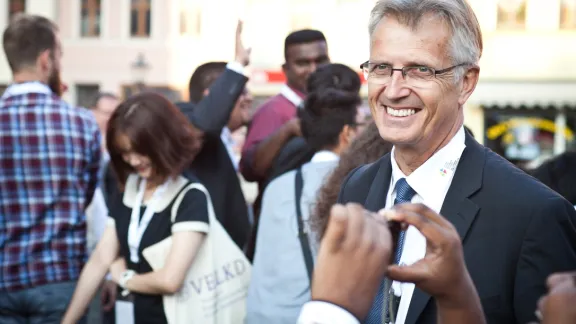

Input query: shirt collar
[1,81,52,99]
[311,150,339,163]
[280,84,305,107]
[390,126,466,202]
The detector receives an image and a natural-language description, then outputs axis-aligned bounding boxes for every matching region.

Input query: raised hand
[311,203,393,321]
[234,20,251,67]
[382,203,486,324]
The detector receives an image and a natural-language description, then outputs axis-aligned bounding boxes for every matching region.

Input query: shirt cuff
[226,61,245,75]
[297,301,360,324]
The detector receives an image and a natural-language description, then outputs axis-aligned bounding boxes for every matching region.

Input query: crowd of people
[1,0,576,324]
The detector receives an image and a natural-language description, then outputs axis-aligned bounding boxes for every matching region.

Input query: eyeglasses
[360,61,469,86]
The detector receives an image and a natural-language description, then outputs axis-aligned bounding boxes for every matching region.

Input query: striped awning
[469,81,576,108]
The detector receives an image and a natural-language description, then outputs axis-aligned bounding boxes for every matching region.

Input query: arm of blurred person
[62,225,120,324]
[240,117,301,182]
[298,203,487,324]
[528,272,576,324]
[384,204,486,324]
[84,122,102,208]
[110,231,206,295]
[183,21,250,139]
[297,203,392,324]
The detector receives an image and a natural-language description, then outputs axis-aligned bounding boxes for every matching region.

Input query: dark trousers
[0,281,86,324]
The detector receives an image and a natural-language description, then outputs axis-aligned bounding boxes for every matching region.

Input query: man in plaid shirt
[0,14,101,323]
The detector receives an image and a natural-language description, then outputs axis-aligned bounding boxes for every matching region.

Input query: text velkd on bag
[187,259,247,296]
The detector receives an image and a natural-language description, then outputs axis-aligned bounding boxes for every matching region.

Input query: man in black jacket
[174,21,252,250]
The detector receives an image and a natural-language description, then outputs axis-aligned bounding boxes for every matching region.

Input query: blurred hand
[234,20,251,67]
[109,257,127,284]
[100,280,117,312]
[383,203,476,307]
[533,272,576,324]
[312,203,393,321]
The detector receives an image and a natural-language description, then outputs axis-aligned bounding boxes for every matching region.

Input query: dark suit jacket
[175,68,251,250]
[338,132,576,324]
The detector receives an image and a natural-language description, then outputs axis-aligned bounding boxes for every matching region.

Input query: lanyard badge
[127,178,169,263]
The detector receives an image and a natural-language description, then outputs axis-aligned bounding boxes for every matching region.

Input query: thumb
[323,204,349,252]
[387,263,427,283]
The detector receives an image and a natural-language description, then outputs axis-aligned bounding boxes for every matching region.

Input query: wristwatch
[119,270,136,296]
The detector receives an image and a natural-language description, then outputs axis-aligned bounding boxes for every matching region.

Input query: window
[130,0,151,37]
[80,0,101,37]
[76,84,100,108]
[180,0,202,36]
[8,0,26,21]
[497,0,527,30]
[484,108,576,170]
[561,0,576,29]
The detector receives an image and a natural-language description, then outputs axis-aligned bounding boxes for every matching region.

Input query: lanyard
[127,178,169,263]
[280,84,304,108]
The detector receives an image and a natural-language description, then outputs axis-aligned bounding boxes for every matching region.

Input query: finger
[394,203,451,229]
[102,300,114,312]
[547,271,576,290]
[383,209,446,246]
[323,204,349,253]
[372,216,393,262]
[100,289,108,304]
[387,262,427,284]
[236,20,243,34]
[343,203,367,250]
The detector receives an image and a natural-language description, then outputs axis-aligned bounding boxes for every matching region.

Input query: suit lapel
[364,154,392,212]
[405,133,484,324]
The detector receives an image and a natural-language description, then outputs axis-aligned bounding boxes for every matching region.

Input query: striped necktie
[365,178,416,324]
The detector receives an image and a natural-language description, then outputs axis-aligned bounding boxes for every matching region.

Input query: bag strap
[295,167,314,283]
[170,182,216,226]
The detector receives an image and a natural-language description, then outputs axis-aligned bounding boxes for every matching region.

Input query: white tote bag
[142,183,251,324]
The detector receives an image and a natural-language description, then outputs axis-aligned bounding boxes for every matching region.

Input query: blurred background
[1,0,576,170]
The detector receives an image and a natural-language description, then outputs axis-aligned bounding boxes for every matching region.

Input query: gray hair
[368,0,483,79]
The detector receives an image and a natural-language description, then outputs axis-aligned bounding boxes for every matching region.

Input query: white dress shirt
[221,127,239,171]
[297,127,466,324]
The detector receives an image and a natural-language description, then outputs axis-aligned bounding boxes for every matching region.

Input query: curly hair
[310,121,393,241]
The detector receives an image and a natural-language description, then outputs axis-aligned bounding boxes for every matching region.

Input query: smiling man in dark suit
[297,1,576,324]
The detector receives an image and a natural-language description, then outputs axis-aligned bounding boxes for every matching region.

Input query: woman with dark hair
[311,121,393,240]
[62,93,209,324]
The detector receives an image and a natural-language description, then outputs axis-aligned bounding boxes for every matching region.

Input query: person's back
[0,14,101,323]
[245,160,337,323]
[246,87,363,323]
[0,86,100,282]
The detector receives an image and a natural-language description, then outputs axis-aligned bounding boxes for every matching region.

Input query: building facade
[1,0,576,167]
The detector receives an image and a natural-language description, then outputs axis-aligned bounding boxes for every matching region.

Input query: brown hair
[311,121,393,240]
[106,92,199,189]
[2,13,58,73]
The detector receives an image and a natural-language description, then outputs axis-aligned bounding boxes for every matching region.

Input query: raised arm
[180,21,250,137]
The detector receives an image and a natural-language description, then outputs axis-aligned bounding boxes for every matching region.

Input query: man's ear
[38,49,51,71]
[203,88,210,97]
